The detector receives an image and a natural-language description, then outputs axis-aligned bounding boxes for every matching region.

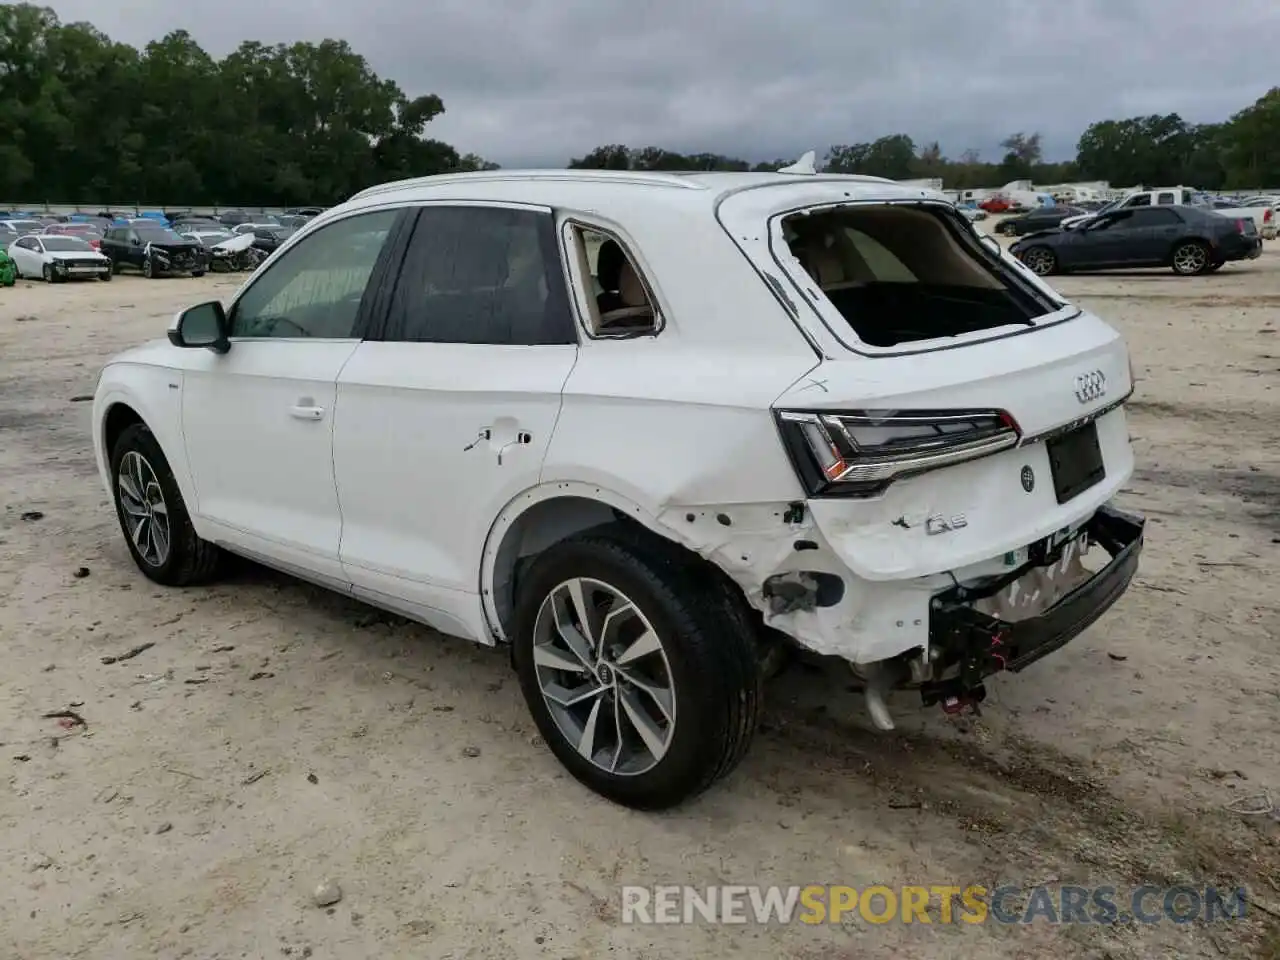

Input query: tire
[191,271,205,278]
[1019,245,1057,276]
[1171,240,1210,276]
[109,422,222,586]
[142,258,154,279]
[100,270,112,282]
[42,263,57,283]
[512,524,761,810]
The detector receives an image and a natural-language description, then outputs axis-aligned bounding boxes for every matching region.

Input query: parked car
[179,228,262,271]
[978,195,1012,213]
[8,234,112,282]
[1010,205,1262,276]
[994,205,1088,236]
[217,209,253,226]
[1059,188,1276,238]
[245,225,297,254]
[0,219,46,238]
[231,220,283,235]
[171,218,225,233]
[91,168,1144,809]
[99,224,209,278]
[43,222,105,249]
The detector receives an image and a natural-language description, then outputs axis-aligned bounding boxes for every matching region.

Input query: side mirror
[168,301,230,354]
[130,237,140,246]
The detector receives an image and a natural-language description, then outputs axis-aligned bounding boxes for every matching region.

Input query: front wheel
[110,423,222,586]
[512,527,760,810]
[1019,246,1057,276]
[43,264,57,283]
[1171,241,1210,276]
[142,258,155,279]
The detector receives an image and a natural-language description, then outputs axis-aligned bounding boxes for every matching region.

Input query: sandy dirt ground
[1,234,1278,960]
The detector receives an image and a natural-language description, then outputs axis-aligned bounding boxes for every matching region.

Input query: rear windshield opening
[781,205,1053,348]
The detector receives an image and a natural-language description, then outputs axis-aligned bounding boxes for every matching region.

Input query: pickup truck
[99,224,209,278]
[1060,188,1276,238]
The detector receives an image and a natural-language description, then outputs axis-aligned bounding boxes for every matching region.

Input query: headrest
[617,259,646,307]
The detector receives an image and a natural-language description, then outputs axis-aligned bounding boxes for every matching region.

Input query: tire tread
[513,522,761,809]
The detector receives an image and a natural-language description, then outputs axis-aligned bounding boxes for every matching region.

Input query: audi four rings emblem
[1074,369,1107,404]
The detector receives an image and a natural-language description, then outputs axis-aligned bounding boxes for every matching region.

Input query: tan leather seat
[599,257,654,327]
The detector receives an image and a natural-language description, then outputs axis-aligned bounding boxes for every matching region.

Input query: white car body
[8,234,111,280]
[91,169,1144,805]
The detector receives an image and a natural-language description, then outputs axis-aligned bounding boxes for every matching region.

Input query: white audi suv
[92,168,1144,809]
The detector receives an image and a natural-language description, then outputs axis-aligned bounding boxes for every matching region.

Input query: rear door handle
[290,404,325,421]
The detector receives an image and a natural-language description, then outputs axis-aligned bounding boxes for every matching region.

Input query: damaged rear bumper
[921,504,1144,707]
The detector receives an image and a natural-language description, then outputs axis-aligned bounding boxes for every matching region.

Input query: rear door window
[380,205,576,346]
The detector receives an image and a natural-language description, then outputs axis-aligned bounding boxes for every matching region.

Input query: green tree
[0,4,490,205]
[1220,88,1280,189]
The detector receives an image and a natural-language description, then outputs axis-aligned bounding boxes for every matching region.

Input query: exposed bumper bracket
[921,503,1145,706]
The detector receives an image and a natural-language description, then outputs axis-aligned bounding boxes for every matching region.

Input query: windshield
[42,237,94,252]
[136,228,186,244]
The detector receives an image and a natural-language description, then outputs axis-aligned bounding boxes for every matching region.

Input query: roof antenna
[778,150,817,175]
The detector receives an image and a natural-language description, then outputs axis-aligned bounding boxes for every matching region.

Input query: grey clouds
[43,0,1280,165]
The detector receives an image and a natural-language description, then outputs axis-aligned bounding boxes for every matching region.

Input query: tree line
[3,2,1278,206]
[573,93,1280,192]
[0,3,498,206]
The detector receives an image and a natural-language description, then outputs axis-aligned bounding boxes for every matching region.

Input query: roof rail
[350,168,707,202]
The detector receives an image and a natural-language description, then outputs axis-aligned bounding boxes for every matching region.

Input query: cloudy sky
[43,0,1280,166]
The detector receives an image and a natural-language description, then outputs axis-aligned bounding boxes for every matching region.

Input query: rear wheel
[512,526,760,810]
[110,423,222,586]
[1171,241,1210,276]
[1019,246,1057,276]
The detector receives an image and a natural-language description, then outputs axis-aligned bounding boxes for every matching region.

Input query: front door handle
[290,404,325,421]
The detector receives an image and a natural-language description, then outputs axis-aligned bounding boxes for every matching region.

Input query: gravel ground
[1,238,1278,959]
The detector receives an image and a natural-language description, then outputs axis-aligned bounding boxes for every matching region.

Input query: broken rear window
[781,205,1054,348]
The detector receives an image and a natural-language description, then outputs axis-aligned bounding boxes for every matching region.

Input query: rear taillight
[775,409,1021,497]
[1235,219,1248,234]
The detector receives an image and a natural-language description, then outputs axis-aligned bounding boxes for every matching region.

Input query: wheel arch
[93,368,196,517]
[1166,234,1211,262]
[479,482,724,644]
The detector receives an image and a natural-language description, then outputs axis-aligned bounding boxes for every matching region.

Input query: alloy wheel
[1022,248,1055,275]
[1173,244,1207,275]
[531,577,676,776]
[117,451,171,567]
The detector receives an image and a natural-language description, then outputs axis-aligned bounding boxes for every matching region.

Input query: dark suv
[100,225,209,279]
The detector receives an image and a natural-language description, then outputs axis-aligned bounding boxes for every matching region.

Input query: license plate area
[1046,421,1105,504]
